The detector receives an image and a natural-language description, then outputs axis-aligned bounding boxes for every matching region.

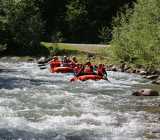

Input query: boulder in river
[132,89,159,96]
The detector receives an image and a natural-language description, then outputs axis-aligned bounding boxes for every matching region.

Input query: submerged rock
[132,89,159,96]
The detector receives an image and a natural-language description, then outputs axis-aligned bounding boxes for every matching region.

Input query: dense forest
[0,0,134,55]
[0,0,159,69]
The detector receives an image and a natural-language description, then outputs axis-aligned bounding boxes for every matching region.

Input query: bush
[111,0,160,69]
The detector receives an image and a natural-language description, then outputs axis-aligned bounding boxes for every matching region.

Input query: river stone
[152,80,160,85]
[152,128,160,133]
[146,75,159,80]
[139,70,147,75]
[111,65,117,71]
[132,89,159,96]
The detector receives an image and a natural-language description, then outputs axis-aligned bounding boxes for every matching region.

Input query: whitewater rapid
[0,62,159,140]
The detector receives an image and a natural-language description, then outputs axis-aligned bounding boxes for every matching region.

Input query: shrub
[111,0,160,69]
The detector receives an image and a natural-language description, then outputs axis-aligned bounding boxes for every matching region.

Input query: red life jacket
[97,67,106,76]
[84,67,94,75]
[74,66,80,73]
[50,61,61,68]
[69,61,77,68]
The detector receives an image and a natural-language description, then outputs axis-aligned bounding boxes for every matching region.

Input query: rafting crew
[83,62,97,75]
[74,61,107,79]
[48,55,108,80]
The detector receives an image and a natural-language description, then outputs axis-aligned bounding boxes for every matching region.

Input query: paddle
[37,62,49,69]
[39,66,47,69]
[103,73,111,83]
[37,57,53,69]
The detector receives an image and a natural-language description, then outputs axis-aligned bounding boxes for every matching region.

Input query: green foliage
[111,0,160,69]
[41,42,78,56]
[8,0,44,49]
[98,26,112,44]
[0,0,136,55]
[41,0,134,43]
[51,31,64,43]
[65,0,89,42]
[66,0,88,22]
[0,0,14,51]
[0,0,45,55]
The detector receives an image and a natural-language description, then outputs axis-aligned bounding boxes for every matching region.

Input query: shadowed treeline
[0,0,134,55]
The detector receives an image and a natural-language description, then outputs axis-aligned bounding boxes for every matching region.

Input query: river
[0,61,160,140]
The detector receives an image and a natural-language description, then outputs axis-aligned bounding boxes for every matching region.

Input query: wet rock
[120,63,125,72]
[111,65,118,71]
[126,68,134,73]
[132,89,159,96]
[131,69,137,73]
[139,70,147,75]
[150,70,158,75]
[152,80,160,85]
[152,128,160,133]
[142,75,147,79]
[146,75,159,80]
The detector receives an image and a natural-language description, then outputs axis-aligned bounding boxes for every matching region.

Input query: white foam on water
[0,111,148,140]
[0,61,159,140]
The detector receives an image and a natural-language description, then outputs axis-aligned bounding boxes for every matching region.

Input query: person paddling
[48,56,61,68]
[97,64,108,80]
[84,62,97,75]
[75,65,85,76]
[62,56,71,67]
[69,56,78,68]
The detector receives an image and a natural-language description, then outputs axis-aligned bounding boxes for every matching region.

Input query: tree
[40,0,67,42]
[0,0,15,52]
[6,0,44,55]
[65,0,89,42]
[111,0,160,68]
[64,0,135,43]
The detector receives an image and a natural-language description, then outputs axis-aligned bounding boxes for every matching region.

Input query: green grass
[41,42,78,51]
[41,42,115,64]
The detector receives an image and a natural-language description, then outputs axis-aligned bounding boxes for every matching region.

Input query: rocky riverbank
[106,63,160,85]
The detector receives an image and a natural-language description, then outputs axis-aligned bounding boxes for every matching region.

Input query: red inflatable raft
[70,75,103,81]
[50,67,74,73]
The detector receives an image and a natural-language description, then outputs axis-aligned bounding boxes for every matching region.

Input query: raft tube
[50,67,74,73]
[70,75,103,82]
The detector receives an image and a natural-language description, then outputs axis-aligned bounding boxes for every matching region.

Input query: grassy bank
[41,42,114,64]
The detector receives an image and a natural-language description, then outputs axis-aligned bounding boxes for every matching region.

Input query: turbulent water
[0,61,160,140]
